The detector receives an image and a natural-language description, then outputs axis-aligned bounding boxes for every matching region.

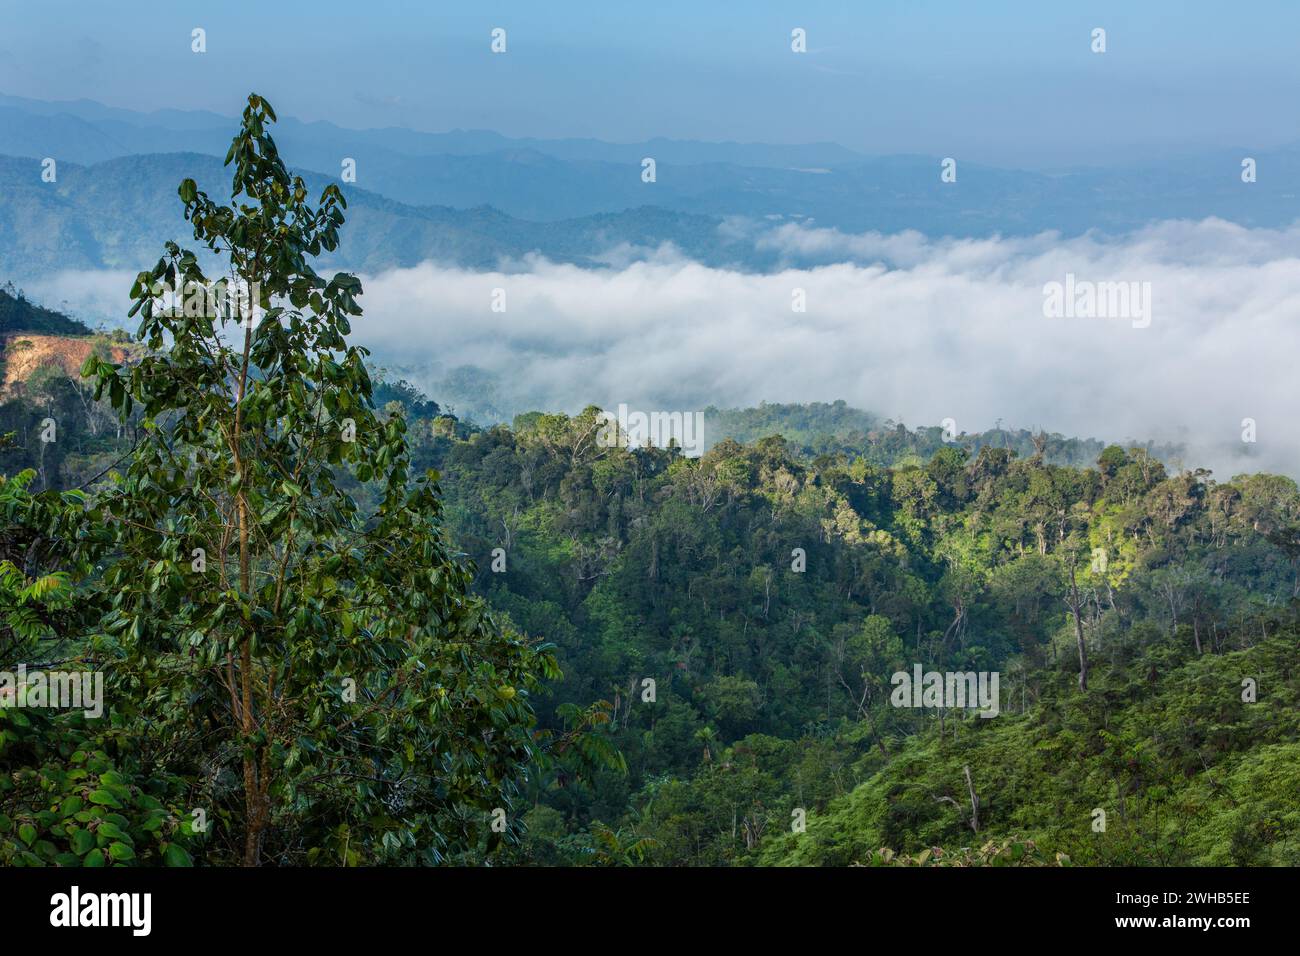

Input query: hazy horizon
[4,1,1300,167]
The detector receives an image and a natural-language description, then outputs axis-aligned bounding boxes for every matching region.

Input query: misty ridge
[5,92,1300,273]
[21,216,1300,482]
[3,95,1299,477]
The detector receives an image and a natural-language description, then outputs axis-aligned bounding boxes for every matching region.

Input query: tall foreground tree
[85,95,556,865]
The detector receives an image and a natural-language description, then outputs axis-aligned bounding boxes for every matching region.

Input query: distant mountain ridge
[3,94,1300,285]
[0,93,869,169]
[0,151,730,278]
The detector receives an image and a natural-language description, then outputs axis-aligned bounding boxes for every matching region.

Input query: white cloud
[24,218,1300,478]
[352,218,1300,477]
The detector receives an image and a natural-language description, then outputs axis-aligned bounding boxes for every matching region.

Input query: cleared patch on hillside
[0,333,133,392]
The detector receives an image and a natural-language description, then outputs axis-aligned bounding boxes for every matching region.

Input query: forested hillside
[0,285,93,336]
[406,406,1300,866]
[12,333,1295,865]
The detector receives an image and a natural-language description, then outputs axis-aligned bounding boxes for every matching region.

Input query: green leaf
[70,828,95,855]
[96,822,132,844]
[163,843,193,867]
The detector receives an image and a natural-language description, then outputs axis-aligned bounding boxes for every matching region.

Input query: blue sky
[1,0,1297,165]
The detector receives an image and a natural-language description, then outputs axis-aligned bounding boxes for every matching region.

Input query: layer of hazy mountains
[2,92,1299,279]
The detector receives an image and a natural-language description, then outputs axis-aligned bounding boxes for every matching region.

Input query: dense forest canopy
[1,98,1296,868]
[701,400,1186,471]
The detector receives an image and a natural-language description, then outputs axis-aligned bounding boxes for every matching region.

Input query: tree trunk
[963,765,980,834]
[1069,563,1089,692]
[234,320,266,867]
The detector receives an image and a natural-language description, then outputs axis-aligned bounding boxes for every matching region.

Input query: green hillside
[0,284,92,335]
